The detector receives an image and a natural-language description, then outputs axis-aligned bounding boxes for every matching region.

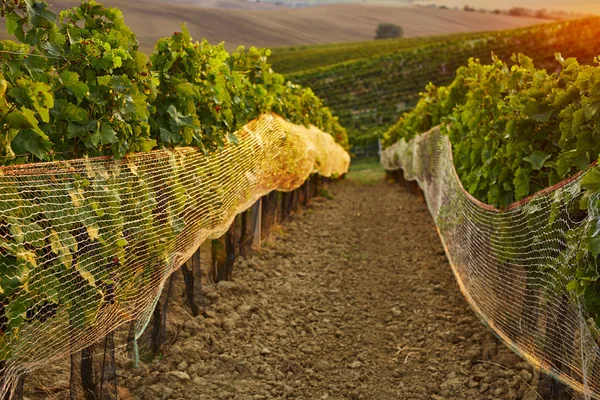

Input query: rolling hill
[279,17,600,146]
[0,1,546,52]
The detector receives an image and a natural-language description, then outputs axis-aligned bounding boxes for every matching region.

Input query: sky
[413,0,600,14]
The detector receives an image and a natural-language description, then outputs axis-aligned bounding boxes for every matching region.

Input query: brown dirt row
[121,177,544,400]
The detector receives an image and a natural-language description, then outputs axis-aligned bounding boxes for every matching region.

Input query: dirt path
[126,176,541,400]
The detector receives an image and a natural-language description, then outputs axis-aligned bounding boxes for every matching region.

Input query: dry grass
[0,0,546,53]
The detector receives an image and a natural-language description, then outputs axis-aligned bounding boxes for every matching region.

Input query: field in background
[0,1,545,53]
[269,30,486,74]
[278,17,600,147]
[347,158,384,185]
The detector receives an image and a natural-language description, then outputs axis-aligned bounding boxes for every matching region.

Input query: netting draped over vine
[0,113,350,397]
[381,127,600,398]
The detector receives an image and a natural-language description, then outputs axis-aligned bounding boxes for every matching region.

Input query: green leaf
[68,284,101,329]
[65,104,87,122]
[60,70,79,84]
[169,214,185,234]
[99,124,119,145]
[160,127,180,144]
[48,230,75,269]
[97,75,112,87]
[40,41,61,58]
[167,105,195,128]
[582,168,600,191]
[566,280,579,292]
[5,110,34,130]
[227,132,239,146]
[513,167,530,200]
[11,130,52,160]
[76,264,97,288]
[585,103,600,119]
[27,0,57,28]
[590,232,600,258]
[137,138,157,152]
[574,153,590,172]
[5,14,19,36]
[522,151,551,171]
[60,71,89,103]
[531,110,553,123]
[48,28,66,45]
[6,296,28,332]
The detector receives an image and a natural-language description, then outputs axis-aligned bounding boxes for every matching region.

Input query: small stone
[222,318,235,332]
[283,384,294,397]
[479,383,489,393]
[465,348,481,363]
[149,384,173,399]
[177,361,188,371]
[235,362,247,374]
[522,388,539,400]
[448,333,461,344]
[497,369,514,378]
[260,347,271,355]
[169,370,191,380]
[426,383,439,394]
[316,360,330,372]
[519,369,533,383]
[350,361,362,369]
[391,307,402,316]
[467,380,479,388]
[493,387,504,396]
[440,377,463,392]
[515,362,533,372]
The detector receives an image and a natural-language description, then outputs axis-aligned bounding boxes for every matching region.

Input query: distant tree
[492,9,502,14]
[438,5,448,9]
[508,7,531,17]
[463,5,476,12]
[375,23,404,40]
[535,9,551,19]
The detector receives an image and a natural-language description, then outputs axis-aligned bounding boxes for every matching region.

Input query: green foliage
[150,26,251,152]
[0,1,348,165]
[0,0,157,162]
[282,17,600,148]
[375,23,403,40]
[148,31,349,152]
[383,54,600,208]
[0,0,348,358]
[269,31,477,74]
[383,52,600,327]
[229,46,349,148]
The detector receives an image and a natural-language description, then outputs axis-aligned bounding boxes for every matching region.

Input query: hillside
[283,17,600,146]
[269,31,477,74]
[0,1,545,53]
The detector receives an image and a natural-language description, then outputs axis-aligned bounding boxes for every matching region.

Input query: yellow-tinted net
[382,127,600,398]
[0,113,350,398]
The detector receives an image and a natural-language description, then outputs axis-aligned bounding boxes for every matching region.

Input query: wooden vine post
[181,247,201,317]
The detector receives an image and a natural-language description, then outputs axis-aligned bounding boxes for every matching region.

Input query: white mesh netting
[0,113,350,397]
[381,127,600,398]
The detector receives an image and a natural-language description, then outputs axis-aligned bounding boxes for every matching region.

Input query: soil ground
[120,159,544,400]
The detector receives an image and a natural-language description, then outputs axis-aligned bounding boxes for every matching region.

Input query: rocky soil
[122,177,545,400]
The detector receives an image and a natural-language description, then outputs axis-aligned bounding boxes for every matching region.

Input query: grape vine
[383,52,600,327]
[0,0,348,362]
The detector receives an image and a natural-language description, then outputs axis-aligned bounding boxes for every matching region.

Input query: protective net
[0,113,350,398]
[381,127,600,399]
